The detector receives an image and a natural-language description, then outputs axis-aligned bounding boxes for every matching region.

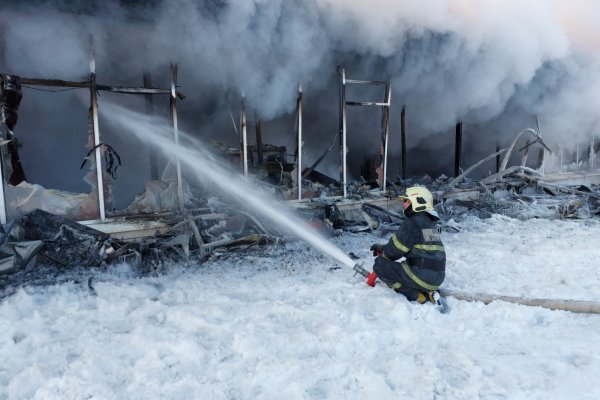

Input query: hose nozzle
[353,262,370,278]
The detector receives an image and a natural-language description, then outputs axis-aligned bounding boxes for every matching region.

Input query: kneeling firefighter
[367,186,445,304]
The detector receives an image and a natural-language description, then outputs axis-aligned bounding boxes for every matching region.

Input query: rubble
[1,61,599,300]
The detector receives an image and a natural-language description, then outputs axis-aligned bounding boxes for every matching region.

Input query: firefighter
[367,186,445,304]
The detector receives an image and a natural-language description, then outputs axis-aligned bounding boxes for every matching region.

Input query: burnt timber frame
[0,38,185,222]
[455,122,463,177]
[338,67,391,198]
[400,106,407,180]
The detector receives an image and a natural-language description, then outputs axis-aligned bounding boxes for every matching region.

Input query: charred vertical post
[0,74,25,224]
[170,63,184,212]
[0,76,6,224]
[240,96,248,177]
[591,136,595,170]
[295,83,303,201]
[338,67,347,198]
[401,106,407,180]
[89,36,106,221]
[0,75,26,186]
[380,80,391,192]
[254,113,263,166]
[536,116,545,174]
[143,72,160,181]
[538,148,545,174]
[0,164,4,224]
[0,146,5,224]
[496,142,501,173]
[454,122,462,177]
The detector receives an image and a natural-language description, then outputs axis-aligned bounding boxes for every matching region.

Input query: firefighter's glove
[370,244,383,257]
[366,272,377,287]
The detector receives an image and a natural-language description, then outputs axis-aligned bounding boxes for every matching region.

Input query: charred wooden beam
[535,116,546,174]
[454,122,462,177]
[1,74,27,187]
[254,113,263,166]
[0,155,5,224]
[590,136,595,170]
[496,142,501,173]
[401,106,407,180]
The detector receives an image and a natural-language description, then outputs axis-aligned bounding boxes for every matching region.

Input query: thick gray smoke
[1,0,599,205]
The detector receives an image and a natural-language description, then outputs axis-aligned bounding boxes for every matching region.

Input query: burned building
[0,44,599,276]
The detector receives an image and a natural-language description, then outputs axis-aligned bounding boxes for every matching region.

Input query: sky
[1,214,599,399]
[1,0,600,206]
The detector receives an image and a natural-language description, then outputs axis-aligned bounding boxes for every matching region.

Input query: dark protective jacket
[379,211,446,291]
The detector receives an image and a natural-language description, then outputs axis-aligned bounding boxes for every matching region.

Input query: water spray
[101,101,357,270]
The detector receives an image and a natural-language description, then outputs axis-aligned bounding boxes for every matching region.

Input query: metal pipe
[297,83,303,201]
[341,70,347,198]
[89,36,106,221]
[170,64,184,212]
[17,77,184,97]
[345,79,387,85]
[381,81,391,193]
[346,101,390,107]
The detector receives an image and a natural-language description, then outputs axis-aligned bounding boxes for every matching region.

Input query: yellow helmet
[400,186,434,213]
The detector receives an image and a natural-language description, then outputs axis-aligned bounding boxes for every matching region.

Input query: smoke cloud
[1,0,599,205]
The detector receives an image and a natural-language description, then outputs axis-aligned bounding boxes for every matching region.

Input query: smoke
[1,0,599,204]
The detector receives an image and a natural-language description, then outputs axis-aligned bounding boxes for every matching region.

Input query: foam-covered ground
[1,215,600,399]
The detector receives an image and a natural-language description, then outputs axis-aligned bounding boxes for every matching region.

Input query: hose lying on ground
[439,288,600,315]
